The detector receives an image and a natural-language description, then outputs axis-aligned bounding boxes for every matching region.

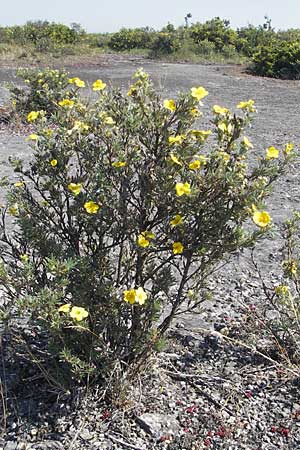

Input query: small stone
[80,430,94,441]
[4,443,18,450]
[136,413,180,439]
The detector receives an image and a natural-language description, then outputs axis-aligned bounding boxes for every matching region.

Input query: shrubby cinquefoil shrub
[8,68,83,117]
[254,210,300,365]
[0,69,295,387]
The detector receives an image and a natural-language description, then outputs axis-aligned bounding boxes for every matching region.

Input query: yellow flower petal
[191,86,208,102]
[68,183,82,196]
[50,159,58,167]
[189,159,205,170]
[173,241,184,254]
[284,142,294,155]
[175,182,191,197]
[69,77,85,88]
[58,303,71,313]
[92,79,107,91]
[123,289,136,304]
[242,136,253,149]
[84,201,100,214]
[170,214,184,227]
[58,99,74,108]
[69,306,88,321]
[164,99,176,112]
[27,111,39,122]
[237,99,256,112]
[168,135,186,145]
[135,287,147,305]
[142,230,156,239]
[28,133,38,141]
[112,161,127,168]
[266,146,279,160]
[252,210,271,228]
[137,235,150,248]
[170,153,182,166]
[213,105,228,115]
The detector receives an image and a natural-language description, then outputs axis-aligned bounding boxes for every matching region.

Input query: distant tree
[161,22,176,33]
[185,13,192,28]
[263,15,273,31]
[70,22,86,35]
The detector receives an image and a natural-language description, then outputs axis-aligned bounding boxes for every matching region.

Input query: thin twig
[164,368,235,415]
[192,326,300,378]
[106,433,143,450]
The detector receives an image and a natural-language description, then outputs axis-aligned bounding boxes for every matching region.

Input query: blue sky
[1,0,299,32]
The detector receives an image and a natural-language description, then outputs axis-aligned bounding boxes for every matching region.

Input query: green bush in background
[251,41,300,79]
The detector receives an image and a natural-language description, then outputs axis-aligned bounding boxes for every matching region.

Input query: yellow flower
[112,161,127,168]
[133,68,148,79]
[191,86,209,102]
[168,135,186,145]
[50,159,58,167]
[127,86,137,96]
[104,116,115,125]
[218,122,233,134]
[92,79,107,91]
[135,287,147,305]
[70,306,89,321]
[189,159,206,170]
[27,111,39,122]
[213,105,229,115]
[274,285,290,297]
[252,210,271,228]
[137,235,149,247]
[28,133,38,141]
[190,107,200,117]
[124,289,136,304]
[45,129,53,137]
[170,153,182,166]
[142,231,155,239]
[68,183,82,196]
[217,151,230,162]
[173,241,184,254]
[137,231,155,248]
[283,259,297,276]
[170,214,184,227]
[68,77,85,88]
[9,203,19,216]
[58,303,71,313]
[242,136,253,149]
[175,182,191,197]
[237,99,256,112]
[123,287,147,305]
[58,99,74,108]
[84,201,100,214]
[14,181,25,188]
[190,130,211,141]
[164,99,176,112]
[284,142,294,155]
[266,146,279,160]
[73,121,89,132]
[20,254,29,262]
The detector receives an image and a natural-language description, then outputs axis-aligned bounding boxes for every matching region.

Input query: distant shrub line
[1,18,300,79]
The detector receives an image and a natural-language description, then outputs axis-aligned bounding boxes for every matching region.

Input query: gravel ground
[0,55,300,449]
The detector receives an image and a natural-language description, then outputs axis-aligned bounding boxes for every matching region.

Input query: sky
[1,0,299,33]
